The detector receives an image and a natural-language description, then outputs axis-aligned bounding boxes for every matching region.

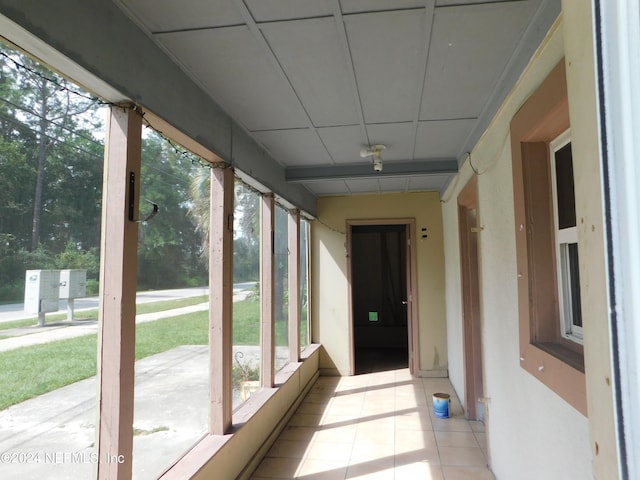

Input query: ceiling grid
[112,0,554,196]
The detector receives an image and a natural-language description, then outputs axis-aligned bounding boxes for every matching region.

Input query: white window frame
[550,129,583,344]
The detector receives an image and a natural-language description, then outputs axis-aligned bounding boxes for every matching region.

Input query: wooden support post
[261,194,275,387]
[96,105,141,480]
[209,166,234,435]
[288,209,301,362]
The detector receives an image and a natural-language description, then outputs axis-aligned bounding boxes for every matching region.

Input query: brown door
[458,177,485,421]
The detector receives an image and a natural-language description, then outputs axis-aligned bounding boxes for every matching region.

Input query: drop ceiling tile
[420,2,535,120]
[157,26,309,131]
[436,0,514,5]
[262,18,360,127]
[253,129,333,167]
[414,119,475,159]
[346,178,381,193]
[346,9,427,124]
[378,177,410,192]
[118,0,243,32]
[365,122,415,161]
[317,125,367,164]
[245,0,332,22]
[341,0,425,14]
[306,181,350,196]
[408,174,451,192]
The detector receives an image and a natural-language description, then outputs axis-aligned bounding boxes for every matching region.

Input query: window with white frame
[550,130,583,343]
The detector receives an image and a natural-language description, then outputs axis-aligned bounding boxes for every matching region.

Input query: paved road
[0,283,256,323]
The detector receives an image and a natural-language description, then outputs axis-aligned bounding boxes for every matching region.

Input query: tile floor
[250,368,494,479]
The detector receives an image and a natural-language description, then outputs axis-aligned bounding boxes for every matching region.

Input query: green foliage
[233,298,260,345]
[137,131,208,290]
[0,335,97,410]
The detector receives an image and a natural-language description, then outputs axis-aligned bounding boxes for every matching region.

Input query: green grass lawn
[0,296,260,410]
[0,295,209,332]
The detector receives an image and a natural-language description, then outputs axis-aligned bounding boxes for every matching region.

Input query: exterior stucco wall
[312,192,446,376]
[442,8,615,478]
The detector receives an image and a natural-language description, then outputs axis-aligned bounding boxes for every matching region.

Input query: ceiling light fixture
[360,144,386,172]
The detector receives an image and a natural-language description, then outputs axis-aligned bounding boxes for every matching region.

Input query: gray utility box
[59,269,87,299]
[24,269,60,315]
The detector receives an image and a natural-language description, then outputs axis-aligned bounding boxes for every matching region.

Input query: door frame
[346,218,419,376]
[457,176,485,420]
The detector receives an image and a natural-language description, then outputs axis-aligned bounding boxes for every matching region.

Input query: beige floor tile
[321,415,359,430]
[394,461,444,479]
[438,446,487,467]
[305,441,353,461]
[290,413,324,427]
[474,432,487,448]
[251,371,494,480]
[353,430,395,449]
[442,465,496,480]
[395,429,437,451]
[431,418,473,432]
[296,457,348,479]
[298,402,331,415]
[357,415,395,430]
[468,420,486,433]
[253,457,303,478]
[305,393,336,404]
[350,442,394,462]
[395,413,433,431]
[268,439,310,459]
[313,424,358,444]
[394,446,441,465]
[279,425,319,442]
[435,431,480,448]
[345,458,394,479]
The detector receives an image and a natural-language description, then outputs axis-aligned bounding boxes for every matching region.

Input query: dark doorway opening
[351,224,408,374]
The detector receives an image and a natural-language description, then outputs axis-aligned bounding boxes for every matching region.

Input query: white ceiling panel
[414,119,475,159]
[157,27,309,131]
[346,9,427,124]
[341,0,425,14]
[379,177,411,192]
[346,178,381,193]
[365,122,416,161]
[408,174,450,192]
[305,181,350,196]
[108,0,555,199]
[253,129,333,167]
[245,0,332,22]
[420,2,536,120]
[436,0,513,5]
[262,18,361,127]
[117,0,243,32]
[317,125,366,164]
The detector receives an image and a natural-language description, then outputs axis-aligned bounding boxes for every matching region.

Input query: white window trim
[550,129,583,344]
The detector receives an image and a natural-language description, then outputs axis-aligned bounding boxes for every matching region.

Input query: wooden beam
[288,209,301,362]
[209,166,234,435]
[96,105,141,480]
[261,194,275,387]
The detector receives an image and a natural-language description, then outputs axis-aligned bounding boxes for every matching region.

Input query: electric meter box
[24,269,60,314]
[59,269,86,299]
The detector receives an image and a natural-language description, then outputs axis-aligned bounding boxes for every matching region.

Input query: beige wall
[442,5,619,480]
[312,192,447,376]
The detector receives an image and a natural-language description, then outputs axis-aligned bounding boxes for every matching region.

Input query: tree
[137,131,207,289]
